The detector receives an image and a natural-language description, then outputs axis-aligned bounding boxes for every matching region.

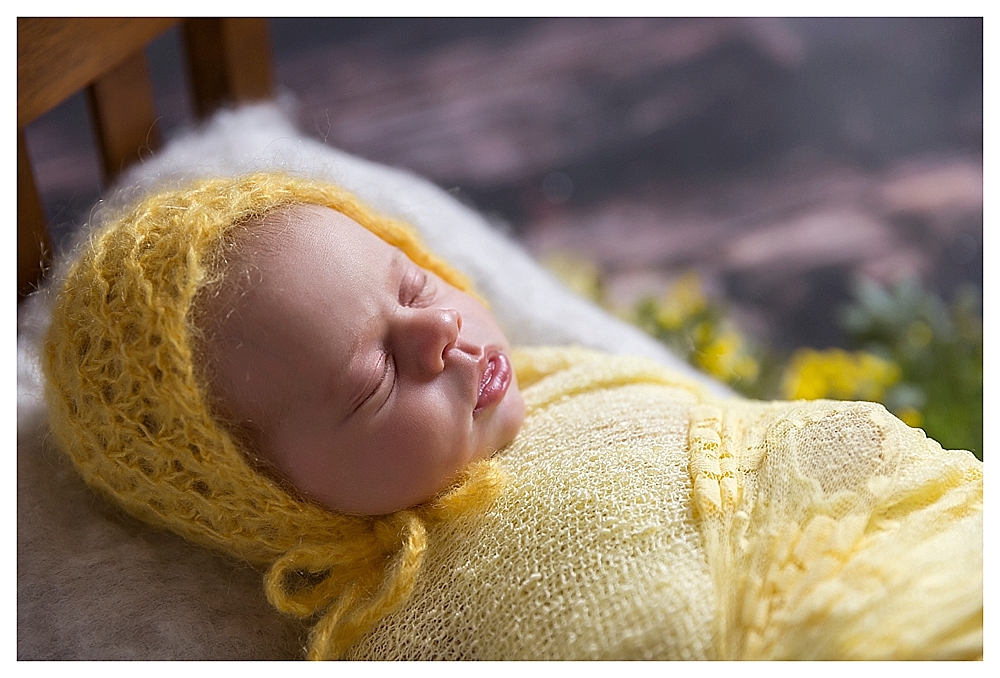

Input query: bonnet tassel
[264,510,428,660]
[263,460,505,659]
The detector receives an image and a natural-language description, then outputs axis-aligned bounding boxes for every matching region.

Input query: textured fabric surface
[689,399,983,659]
[347,347,982,660]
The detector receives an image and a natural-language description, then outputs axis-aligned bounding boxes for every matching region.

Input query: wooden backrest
[17,17,273,298]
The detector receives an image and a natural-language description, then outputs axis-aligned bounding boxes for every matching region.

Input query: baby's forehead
[218,205,359,285]
[240,203,385,255]
[239,203,339,248]
[262,202,332,223]
[212,203,409,323]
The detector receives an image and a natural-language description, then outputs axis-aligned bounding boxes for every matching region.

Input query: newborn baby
[43,172,983,660]
[197,204,525,515]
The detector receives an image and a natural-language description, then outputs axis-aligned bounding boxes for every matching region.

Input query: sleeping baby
[195,201,526,516]
[43,172,983,660]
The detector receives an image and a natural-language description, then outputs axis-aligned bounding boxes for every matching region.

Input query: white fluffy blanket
[17,102,728,659]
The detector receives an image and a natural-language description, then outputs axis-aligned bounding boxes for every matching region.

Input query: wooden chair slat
[17,17,179,128]
[18,130,51,298]
[16,17,272,302]
[86,50,161,182]
[223,19,273,103]
[183,18,272,119]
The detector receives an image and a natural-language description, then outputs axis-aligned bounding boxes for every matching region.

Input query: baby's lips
[475,351,512,413]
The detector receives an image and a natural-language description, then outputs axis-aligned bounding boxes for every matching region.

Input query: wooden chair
[17,17,273,299]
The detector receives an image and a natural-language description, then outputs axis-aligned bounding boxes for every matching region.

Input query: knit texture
[690,397,983,659]
[41,172,500,660]
[345,347,982,660]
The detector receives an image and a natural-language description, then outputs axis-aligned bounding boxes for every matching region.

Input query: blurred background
[22,17,983,456]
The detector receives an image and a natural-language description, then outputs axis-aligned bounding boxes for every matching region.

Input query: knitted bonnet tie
[42,171,503,659]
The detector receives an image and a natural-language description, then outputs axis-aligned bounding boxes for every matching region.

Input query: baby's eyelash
[355,353,390,414]
[373,354,394,413]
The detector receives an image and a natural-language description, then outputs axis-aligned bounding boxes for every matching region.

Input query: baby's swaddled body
[349,347,983,660]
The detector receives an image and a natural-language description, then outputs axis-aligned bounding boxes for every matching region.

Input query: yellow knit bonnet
[42,172,502,659]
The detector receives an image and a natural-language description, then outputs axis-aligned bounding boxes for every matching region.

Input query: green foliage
[839,280,983,459]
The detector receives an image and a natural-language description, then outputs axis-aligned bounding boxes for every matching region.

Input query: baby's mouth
[475,351,512,413]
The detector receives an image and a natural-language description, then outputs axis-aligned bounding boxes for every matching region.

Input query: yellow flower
[733,355,760,381]
[697,330,757,382]
[782,348,901,401]
[896,406,924,428]
[654,272,707,330]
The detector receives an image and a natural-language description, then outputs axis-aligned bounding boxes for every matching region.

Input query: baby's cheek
[391,406,460,464]
[499,389,527,443]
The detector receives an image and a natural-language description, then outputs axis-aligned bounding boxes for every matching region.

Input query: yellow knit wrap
[41,172,502,660]
[346,347,982,660]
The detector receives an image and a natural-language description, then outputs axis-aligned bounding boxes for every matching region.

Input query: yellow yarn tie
[265,461,503,660]
[264,511,427,660]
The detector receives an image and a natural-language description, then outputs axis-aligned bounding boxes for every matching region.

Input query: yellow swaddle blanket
[347,346,982,660]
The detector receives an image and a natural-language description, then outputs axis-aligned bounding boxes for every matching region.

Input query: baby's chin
[479,386,527,459]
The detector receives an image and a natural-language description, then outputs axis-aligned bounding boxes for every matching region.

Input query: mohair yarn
[42,172,502,660]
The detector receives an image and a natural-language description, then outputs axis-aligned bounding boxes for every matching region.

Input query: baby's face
[203,205,525,515]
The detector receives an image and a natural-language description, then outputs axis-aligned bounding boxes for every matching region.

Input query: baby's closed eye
[353,352,393,417]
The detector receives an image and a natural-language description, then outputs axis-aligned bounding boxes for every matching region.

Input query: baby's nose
[402,308,461,374]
